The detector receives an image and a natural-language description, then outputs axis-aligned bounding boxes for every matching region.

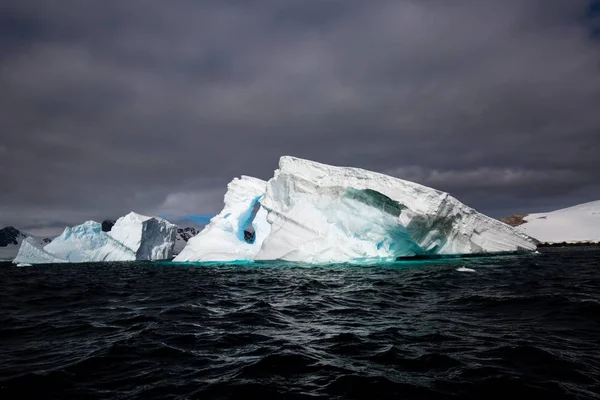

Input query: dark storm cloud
[1,0,599,233]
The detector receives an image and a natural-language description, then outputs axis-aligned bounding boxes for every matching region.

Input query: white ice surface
[254,157,536,263]
[175,156,536,264]
[13,237,68,264]
[515,200,600,243]
[12,212,176,264]
[44,221,136,262]
[173,176,271,262]
[108,212,177,260]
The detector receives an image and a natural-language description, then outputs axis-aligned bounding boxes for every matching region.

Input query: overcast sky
[1,0,599,235]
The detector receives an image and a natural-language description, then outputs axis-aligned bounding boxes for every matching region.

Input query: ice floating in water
[456,267,476,273]
[176,156,537,264]
[45,221,136,262]
[173,176,271,262]
[13,212,176,265]
[108,212,177,261]
[13,237,68,265]
[14,156,537,265]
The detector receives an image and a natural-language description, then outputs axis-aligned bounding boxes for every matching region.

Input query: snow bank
[516,200,600,243]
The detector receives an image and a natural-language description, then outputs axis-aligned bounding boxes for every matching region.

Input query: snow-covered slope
[13,237,68,265]
[515,201,600,243]
[108,212,177,261]
[174,176,271,262]
[45,221,136,262]
[174,156,536,264]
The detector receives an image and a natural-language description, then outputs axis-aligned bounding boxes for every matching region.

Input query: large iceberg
[176,156,536,264]
[173,176,271,262]
[255,157,536,262]
[13,212,176,265]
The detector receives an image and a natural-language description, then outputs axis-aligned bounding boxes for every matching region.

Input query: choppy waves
[1,248,599,399]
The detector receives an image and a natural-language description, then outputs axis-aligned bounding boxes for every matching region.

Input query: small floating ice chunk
[456,266,476,273]
[16,263,32,267]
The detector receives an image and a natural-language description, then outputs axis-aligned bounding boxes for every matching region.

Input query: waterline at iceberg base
[174,156,537,265]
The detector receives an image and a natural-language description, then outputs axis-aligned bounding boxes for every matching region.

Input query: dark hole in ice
[242,201,262,244]
[244,230,255,243]
[101,220,115,232]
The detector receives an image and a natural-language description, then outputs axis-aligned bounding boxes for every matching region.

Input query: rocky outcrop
[177,227,199,242]
[172,227,200,256]
[499,214,529,227]
[0,227,26,247]
[101,220,115,232]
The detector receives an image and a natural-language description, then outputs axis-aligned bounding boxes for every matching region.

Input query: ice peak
[119,211,152,224]
[59,220,102,239]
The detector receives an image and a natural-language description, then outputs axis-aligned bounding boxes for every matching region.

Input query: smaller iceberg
[13,237,68,265]
[13,212,176,265]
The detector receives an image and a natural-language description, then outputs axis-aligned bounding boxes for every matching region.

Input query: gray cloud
[1,0,599,233]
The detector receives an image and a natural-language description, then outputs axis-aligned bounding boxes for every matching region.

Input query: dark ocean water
[1,248,599,399]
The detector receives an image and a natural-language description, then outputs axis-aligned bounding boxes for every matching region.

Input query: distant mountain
[0,226,27,247]
[167,217,208,231]
[502,200,600,244]
[0,226,54,261]
[173,226,200,256]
